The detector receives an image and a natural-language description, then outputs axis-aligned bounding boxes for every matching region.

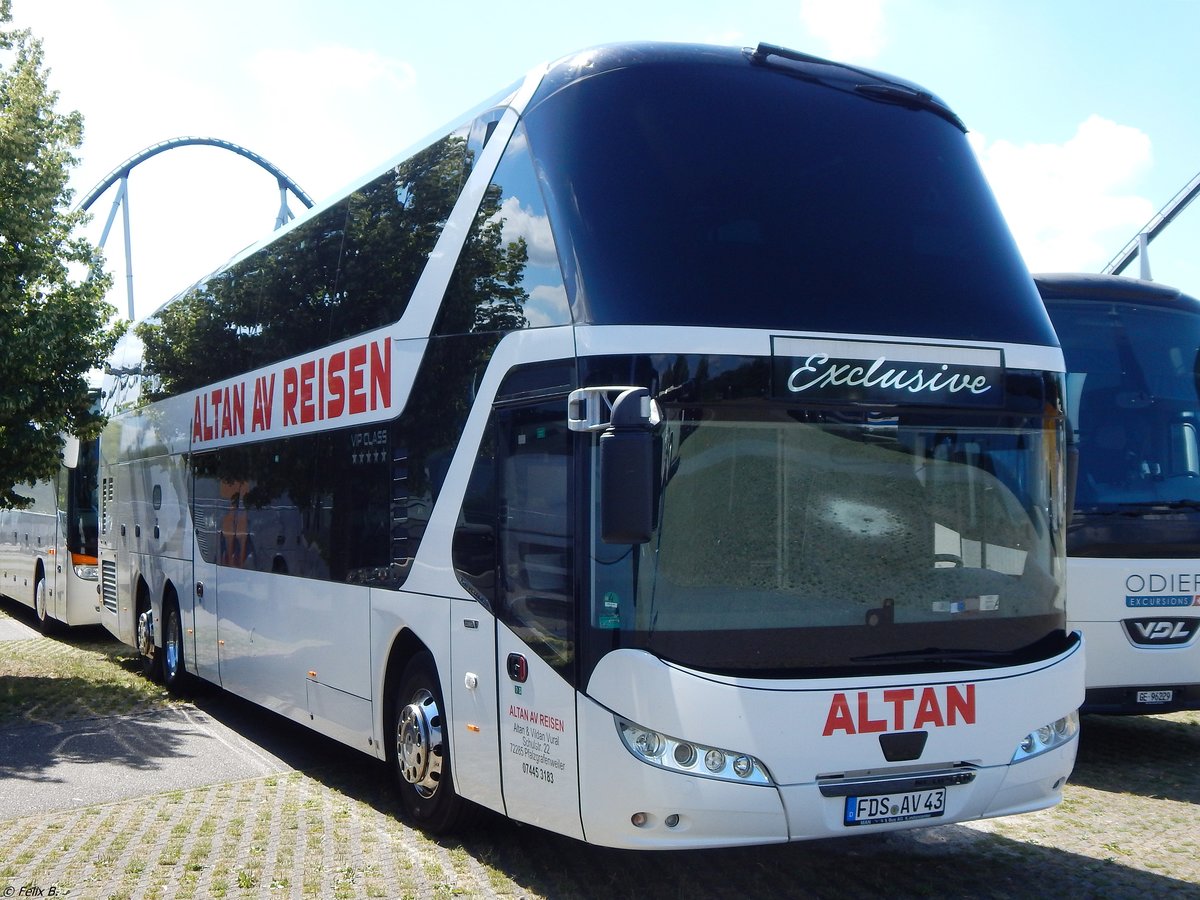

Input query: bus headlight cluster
[617,718,772,785]
[1011,711,1079,763]
[73,563,99,580]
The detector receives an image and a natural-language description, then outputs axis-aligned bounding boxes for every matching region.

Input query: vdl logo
[1123,618,1199,647]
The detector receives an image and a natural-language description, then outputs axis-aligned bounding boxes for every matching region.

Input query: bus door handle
[196,581,205,601]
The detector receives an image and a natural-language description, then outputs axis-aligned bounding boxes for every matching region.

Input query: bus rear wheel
[161,600,188,694]
[391,652,468,834]
[137,600,162,681]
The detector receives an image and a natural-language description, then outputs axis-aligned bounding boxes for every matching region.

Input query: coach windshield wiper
[747,42,966,131]
[1086,500,1200,514]
[851,647,1012,668]
[852,84,966,130]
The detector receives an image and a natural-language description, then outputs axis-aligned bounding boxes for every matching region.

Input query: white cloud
[799,0,888,62]
[494,195,558,269]
[972,115,1155,272]
[527,284,570,328]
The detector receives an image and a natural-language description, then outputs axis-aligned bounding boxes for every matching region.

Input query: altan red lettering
[823,693,856,736]
[823,684,977,736]
[348,344,368,414]
[283,367,299,426]
[857,691,887,733]
[300,360,317,424]
[192,395,206,442]
[946,684,975,725]
[327,351,346,418]
[251,373,275,432]
[273,337,394,432]
[370,338,391,410]
[912,687,946,729]
[883,688,915,731]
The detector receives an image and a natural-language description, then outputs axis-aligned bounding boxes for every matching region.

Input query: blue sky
[11,0,1200,322]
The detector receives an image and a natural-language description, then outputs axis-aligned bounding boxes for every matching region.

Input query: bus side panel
[100,396,193,653]
[0,481,56,613]
[448,597,504,814]
[119,451,193,658]
[0,508,14,602]
[371,586,456,755]
[216,569,371,733]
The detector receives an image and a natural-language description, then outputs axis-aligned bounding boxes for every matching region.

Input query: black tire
[390,651,470,834]
[34,571,57,635]
[161,600,189,694]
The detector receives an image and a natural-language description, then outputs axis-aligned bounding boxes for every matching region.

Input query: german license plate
[1137,690,1173,704]
[844,788,946,826]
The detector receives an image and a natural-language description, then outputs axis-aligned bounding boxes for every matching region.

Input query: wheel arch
[382,628,434,734]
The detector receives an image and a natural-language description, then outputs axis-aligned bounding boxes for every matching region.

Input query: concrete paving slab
[0,611,41,640]
[0,693,354,820]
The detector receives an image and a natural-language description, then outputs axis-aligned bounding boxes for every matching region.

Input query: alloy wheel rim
[397,688,443,798]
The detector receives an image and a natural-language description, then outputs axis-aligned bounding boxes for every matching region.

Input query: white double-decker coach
[98,42,1082,848]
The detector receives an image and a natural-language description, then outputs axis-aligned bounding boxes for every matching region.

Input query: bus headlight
[617,718,773,785]
[1012,711,1079,763]
[73,564,99,580]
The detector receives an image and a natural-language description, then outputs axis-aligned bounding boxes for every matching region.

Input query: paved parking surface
[0,704,298,820]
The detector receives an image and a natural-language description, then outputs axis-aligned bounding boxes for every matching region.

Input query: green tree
[0,0,122,507]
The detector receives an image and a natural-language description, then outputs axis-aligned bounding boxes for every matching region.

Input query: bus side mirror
[599,388,655,544]
[62,435,80,470]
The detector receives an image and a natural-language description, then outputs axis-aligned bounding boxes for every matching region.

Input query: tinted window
[524,62,1053,345]
[435,123,570,336]
[1048,297,1200,507]
[495,401,575,676]
[191,429,390,582]
[139,130,473,396]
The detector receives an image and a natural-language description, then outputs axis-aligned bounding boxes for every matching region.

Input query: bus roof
[531,41,963,130]
[1034,272,1200,308]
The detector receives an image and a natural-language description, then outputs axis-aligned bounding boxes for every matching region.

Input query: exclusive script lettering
[787,354,993,397]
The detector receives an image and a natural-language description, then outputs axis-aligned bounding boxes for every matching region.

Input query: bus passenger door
[492,402,584,840]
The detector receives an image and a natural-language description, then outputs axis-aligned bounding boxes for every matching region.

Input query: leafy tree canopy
[0,0,123,507]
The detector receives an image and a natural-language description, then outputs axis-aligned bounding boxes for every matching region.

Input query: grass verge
[0,602,179,727]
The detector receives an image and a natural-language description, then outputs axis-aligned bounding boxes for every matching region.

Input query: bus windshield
[1052,299,1200,508]
[67,437,100,558]
[589,407,1066,677]
[524,55,1053,347]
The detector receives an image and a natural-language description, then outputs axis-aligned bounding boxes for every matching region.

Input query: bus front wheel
[34,572,56,634]
[391,651,468,834]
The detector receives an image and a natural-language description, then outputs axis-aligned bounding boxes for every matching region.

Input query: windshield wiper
[853,84,966,130]
[746,42,965,131]
[851,647,1013,668]
[1083,500,1200,515]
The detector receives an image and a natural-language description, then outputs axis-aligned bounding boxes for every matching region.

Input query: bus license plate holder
[1137,689,1173,704]
[844,788,946,827]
